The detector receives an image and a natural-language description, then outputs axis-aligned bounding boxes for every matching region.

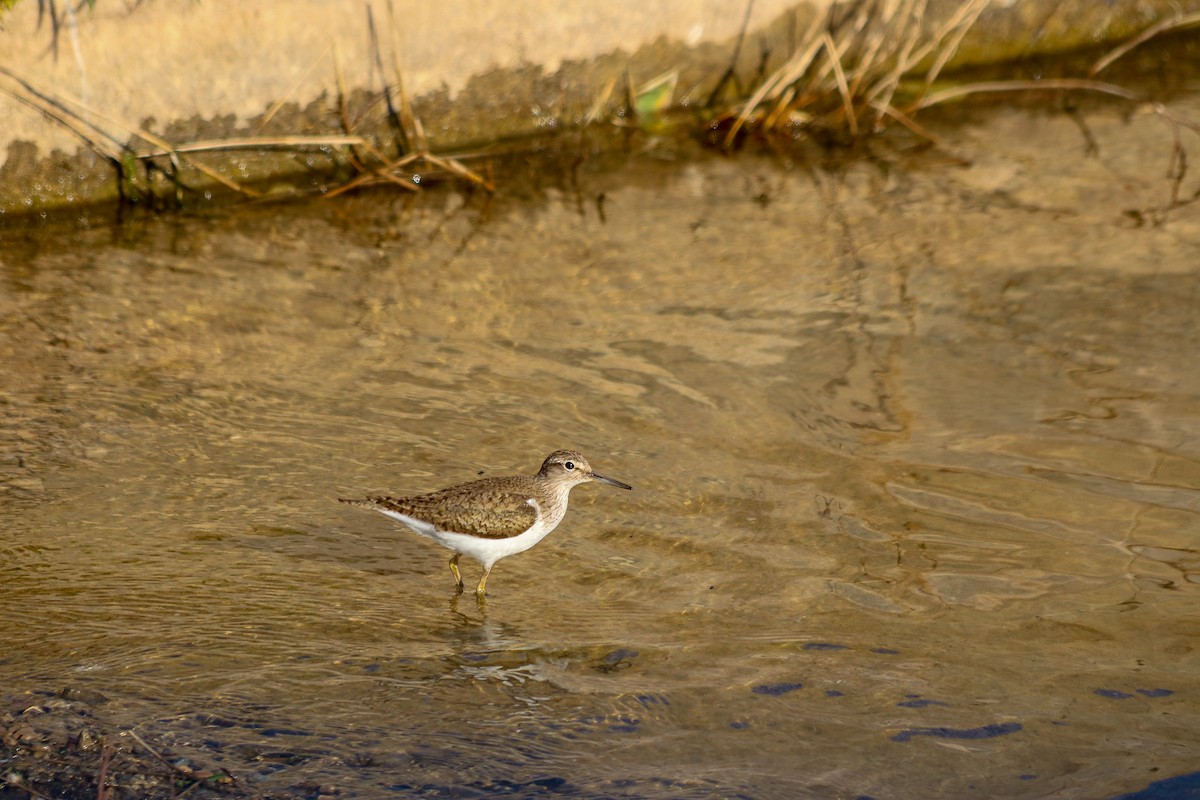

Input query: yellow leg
[475,566,491,602]
[448,553,464,594]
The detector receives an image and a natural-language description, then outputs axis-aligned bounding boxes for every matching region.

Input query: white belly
[375,501,555,569]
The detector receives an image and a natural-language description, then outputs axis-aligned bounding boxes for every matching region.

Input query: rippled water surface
[3,100,1199,798]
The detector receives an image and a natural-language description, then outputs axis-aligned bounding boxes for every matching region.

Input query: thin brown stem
[1090,11,1200,76]
[821,31,857,136]
[914,78,1142,110]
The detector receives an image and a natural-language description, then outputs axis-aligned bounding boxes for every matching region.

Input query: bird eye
[564,461,575,470]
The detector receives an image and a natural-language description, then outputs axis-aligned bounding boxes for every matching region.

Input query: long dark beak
[592,471,632,490]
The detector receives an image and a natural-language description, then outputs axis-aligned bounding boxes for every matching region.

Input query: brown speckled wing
[368,476,540,539]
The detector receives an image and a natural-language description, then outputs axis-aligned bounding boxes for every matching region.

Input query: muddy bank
[2,0,1199,216]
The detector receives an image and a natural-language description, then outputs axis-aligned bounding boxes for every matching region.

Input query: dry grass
[711,0,990,145]
[0,2,491,208]
[710,0,1200,150]
[696,0,1200,214]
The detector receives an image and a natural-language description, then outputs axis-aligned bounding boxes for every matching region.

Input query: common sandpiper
[339,450,631,601]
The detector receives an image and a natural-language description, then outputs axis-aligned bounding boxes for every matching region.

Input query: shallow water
[2,96,1199,798]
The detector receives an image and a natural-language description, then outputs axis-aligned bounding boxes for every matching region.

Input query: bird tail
[338,497,379,509]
